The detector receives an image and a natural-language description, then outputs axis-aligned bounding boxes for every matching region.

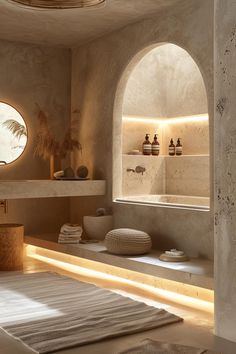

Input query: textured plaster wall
[122,155,209,197]
[114,203,211,259]
[162,120,209,155]
[0,39,71,234]
[123,43,208,118]
[215,0,236,341]
[71,0,214,259]
[0,39,71,180]
[0,0,185,47]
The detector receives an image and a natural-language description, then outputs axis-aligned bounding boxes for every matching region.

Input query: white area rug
[118,339,222,354]
[0,272,182,354]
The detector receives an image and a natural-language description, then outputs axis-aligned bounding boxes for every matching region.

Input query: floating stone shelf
[0,180,106,199]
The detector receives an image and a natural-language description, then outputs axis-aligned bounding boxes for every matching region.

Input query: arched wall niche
[113,41,210,204]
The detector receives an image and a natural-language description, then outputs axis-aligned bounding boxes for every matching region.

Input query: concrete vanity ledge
[0,180,106,199]
[25,234,214,290]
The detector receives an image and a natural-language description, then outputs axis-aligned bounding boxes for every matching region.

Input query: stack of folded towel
[58,223,83,244]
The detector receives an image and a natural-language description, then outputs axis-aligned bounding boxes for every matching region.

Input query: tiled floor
[0,255,235,354]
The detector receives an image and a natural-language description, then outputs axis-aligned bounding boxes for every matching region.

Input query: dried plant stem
[34,105,82,173]
[50,155,55,180]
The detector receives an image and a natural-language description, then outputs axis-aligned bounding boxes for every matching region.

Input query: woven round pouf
[105,228,152,255]
[0,224,24,271]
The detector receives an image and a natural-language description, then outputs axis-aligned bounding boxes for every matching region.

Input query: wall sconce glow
[167,114,208,124]
[123,114,209,125]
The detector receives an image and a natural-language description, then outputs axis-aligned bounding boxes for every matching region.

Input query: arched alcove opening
[113,43,209,210]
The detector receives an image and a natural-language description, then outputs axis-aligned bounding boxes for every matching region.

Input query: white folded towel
[61,223,82,233]
[58,234,81,241]
[59,232,82,237]
[60,230,82,235]
[58,223,83,244]
[58,240,80,244]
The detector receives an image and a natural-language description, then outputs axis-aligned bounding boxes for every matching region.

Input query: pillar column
[215,0,236,341]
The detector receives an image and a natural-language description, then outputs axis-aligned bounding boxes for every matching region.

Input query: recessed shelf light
[122,114,209,124]
[9,0,106,9]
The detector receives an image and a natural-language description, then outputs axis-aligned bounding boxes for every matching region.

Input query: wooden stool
[0,224,24,271]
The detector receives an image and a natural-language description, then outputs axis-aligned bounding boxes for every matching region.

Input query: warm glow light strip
[9,0,106,9]
[123,114,209,124]
[26,247,214,314]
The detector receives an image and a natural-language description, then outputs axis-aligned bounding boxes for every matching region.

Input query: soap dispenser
[142,134,152,155]
[152,134,160,156]
[169,138,175,156]
[176,138,183,156]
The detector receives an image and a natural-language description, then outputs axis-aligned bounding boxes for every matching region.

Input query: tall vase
[50,155,55,180]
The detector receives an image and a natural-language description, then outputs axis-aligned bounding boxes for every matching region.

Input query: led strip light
[8,0,106,9]
[123,114,209,125]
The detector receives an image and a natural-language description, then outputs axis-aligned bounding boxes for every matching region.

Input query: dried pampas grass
[34,105,82,161]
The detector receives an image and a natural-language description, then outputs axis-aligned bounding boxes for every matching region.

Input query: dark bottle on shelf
[169,138,175,156]
[176,138,183,156]
[152,134,160,156]
[142,134,152,155]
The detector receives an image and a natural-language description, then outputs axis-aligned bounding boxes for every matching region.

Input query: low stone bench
[105,228,152,256]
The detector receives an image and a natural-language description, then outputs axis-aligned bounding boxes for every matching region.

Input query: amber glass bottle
[169,138,175,156]
[176,138,183,156]
[152,134,160,156]
[142,134,152,155]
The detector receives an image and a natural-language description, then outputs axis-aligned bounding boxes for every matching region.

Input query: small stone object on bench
[64,166,75,178]
[159,249,188,262]
[77,165,88,179]
[105,228,152,256]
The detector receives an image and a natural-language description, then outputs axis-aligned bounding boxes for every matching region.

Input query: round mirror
[0,102,27,165]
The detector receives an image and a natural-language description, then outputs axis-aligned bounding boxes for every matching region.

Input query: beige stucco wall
[71,0,214,259]
[123,43,208,118]
[0,39,71,180]
[122,155,210,198]
[214,0,236,342]
[0,39,71,234]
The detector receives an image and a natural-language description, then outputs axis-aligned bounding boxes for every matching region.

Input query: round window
[0,102,28,165]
